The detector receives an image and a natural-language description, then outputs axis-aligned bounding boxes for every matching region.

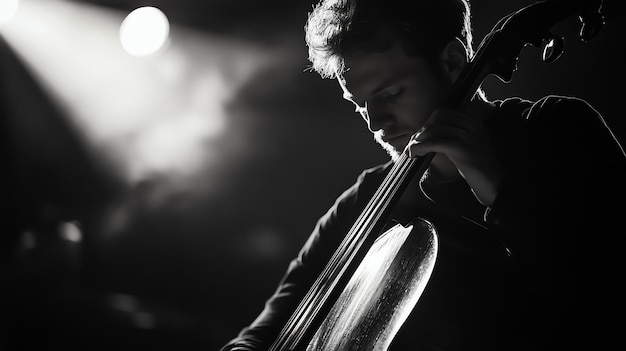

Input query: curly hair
[305,0,473,79]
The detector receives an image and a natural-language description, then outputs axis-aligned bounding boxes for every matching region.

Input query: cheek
[394,97,433,128]
[400,80,451,126]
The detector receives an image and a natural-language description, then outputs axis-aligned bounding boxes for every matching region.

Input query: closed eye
[375,86,404,100]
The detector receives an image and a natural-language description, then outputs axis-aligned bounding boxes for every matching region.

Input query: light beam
[0,0,280,192]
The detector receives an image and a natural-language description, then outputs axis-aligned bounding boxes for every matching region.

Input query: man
[221,0,624,349]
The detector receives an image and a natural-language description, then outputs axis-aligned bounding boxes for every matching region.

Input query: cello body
[307,219,438,351]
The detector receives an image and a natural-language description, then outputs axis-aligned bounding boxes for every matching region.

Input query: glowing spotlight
[59,221,82,242]
[0,0,20,24]
[0,0,288,197]
[120,6,169,56]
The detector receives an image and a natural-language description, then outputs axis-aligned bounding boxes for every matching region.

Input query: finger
[408,136,462,158]
[426,108,483,132]
[408,122,475,159]
[411,123,470,146]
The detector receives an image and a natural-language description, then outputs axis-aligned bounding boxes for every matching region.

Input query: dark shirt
[220,96,626,350]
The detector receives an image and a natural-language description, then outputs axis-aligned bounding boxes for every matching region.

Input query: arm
[220,165,389,350]
[486,96,625,263]
[484,95,626,348]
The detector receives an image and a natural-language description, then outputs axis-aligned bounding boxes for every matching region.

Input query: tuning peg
[579,11,605,42]
[541,35,564,63]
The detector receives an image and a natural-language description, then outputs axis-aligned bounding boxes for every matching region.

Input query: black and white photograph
[1,0,624,350]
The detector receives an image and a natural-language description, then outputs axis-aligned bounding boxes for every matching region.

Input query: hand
[407,107,502,206]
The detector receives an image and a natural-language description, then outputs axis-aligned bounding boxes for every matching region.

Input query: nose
[362,102,394,133]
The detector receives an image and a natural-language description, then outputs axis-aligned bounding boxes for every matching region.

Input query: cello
[269,1,605,349]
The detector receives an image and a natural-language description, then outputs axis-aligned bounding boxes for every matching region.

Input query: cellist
[220,0,625,349]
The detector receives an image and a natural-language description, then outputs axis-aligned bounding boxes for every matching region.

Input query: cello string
[270,154,408,348]
[272,151,423,349]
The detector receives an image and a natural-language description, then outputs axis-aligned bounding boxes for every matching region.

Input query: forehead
[341,45,430,102]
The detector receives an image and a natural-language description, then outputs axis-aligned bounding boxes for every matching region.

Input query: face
[339,44,454,160]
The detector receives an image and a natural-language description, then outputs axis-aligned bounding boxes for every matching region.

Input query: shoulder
[493,95,609,139]
[523,95,599,120]
[494,95,598,120]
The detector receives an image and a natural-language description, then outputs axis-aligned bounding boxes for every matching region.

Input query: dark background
[1,0,624,349]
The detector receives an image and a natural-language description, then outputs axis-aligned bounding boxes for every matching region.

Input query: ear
[440,37,468,81]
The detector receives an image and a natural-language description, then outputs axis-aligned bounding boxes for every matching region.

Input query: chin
[374,133,401,161]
